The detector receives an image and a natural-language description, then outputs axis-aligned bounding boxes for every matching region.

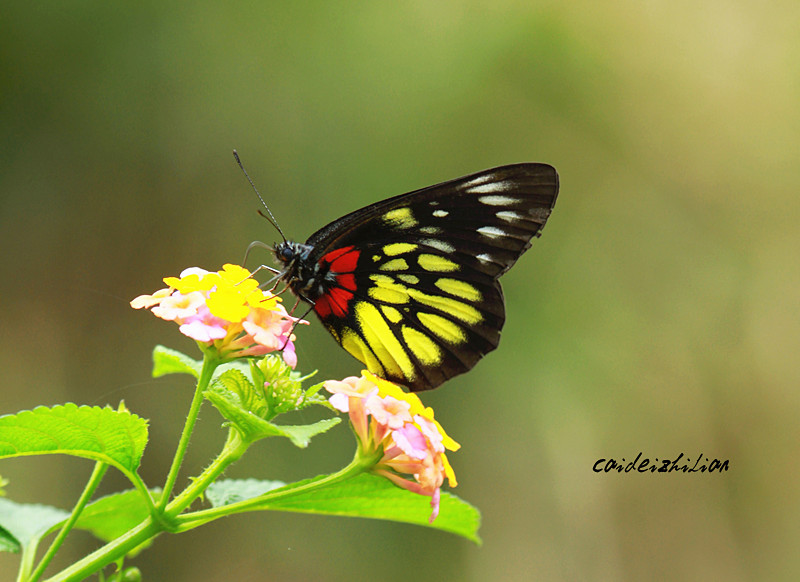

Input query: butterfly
[257,162,559,391]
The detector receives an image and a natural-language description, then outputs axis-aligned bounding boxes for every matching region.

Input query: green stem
[175,447,376,530]
[29,462,109,582]
[16,538,41,582]
[164,428,248,518]
[158,352,219,510]
[42,518,161,582]
[126,471,159,520]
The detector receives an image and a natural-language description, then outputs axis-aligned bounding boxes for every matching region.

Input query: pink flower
[366,394,412,430]
[132,264,304,366]
[323,371,459,522]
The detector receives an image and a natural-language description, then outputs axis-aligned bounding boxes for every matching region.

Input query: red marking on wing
[324,246,360,273]
[321,245,355,266]
[315,287,353,319]
[315,246,361,319]
[337,273,356,291]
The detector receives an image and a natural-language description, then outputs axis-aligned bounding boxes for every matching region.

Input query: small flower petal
[151,291,206,321]
[179,319,228,342]
[367,394,412,429]
[390,424,429,459]
[130,288,172,309]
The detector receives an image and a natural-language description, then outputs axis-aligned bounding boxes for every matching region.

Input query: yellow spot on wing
[418,254,459,272]
[435,278,482,302]
[370,274,394,284]
[380,258,409,271]
[383,243,418,256]
[356,302,416,380]
[368,276,410,304]
[381,305,403,323]
[327,325,340,343]
[418,312,467,344]
[408,288,482,324]
[341,328,384,376]
[382,207,418,229]
[398,274,419,284]
[401,326,441,365]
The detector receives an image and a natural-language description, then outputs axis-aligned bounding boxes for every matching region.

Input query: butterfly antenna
[233,149,288,243]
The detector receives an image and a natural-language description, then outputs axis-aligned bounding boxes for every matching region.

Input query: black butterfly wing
[304,163,559,391]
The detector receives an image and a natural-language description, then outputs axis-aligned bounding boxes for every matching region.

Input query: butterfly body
[273,163,559,391]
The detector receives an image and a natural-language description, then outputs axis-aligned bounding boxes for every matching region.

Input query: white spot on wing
[469,182,511,194]
[496,210,523,222]
[478,226,506,238]
[432,209,449,218]
[421,239,456,253]
[462,174,494,189]
[420,226,442,234]
[478,194,518,205]
[476,253,493,263]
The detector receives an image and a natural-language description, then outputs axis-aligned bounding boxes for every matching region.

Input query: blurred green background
[2,1,799,580]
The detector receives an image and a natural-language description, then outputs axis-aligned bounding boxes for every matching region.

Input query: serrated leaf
[205,387,341,447]
[0,404,148,477]
[212,369,263,416]
[247,472,481,543]
[151,345,201,378]
[206,479,285,508]
[276,418,341,448]
[74,489,161,557]
[214,359,251,378]
[0,499,69,552]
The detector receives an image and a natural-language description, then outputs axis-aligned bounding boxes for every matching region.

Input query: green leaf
[151,345,201,378]
[206,479,286,508]
[205,386,341,447]
[0,404,148,478]
[0,523,21,553]
[303,381,326,400]
[273,417,342,448]
[212,368,264,416]
[246,472,481,543]
[0,498,69,552]
[74,489,161,557]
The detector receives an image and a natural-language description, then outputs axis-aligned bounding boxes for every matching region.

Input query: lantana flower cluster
[131,264,302,365]
[324,371,460,522]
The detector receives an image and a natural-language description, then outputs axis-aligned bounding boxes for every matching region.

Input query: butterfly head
[274,241,312,268]
[273,241,327,299]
